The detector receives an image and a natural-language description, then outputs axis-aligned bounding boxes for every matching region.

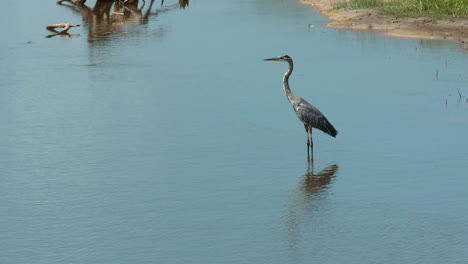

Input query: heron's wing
[294,98,338,137]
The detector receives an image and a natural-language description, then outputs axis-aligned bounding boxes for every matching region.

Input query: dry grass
[334,0,468,17]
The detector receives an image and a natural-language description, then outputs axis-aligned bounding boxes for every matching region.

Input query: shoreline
[300,0,468,48]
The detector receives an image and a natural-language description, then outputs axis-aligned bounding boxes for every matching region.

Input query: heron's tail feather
[318,117,338,138]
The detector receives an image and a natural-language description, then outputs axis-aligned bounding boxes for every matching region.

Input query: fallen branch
[56,0,86,4]
[46,23,80,33]
[46,23,80,38]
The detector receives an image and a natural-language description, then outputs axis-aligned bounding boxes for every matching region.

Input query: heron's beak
[264,57,280,61]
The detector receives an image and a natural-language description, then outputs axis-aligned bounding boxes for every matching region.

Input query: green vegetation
[334,0,468,17]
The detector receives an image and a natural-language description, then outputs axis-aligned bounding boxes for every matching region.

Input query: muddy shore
[300,0,468,48]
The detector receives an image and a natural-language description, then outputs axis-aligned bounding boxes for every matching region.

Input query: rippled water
[1,0,468,263]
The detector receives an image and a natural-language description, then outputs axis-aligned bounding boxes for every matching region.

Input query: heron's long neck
[283,61,294,101]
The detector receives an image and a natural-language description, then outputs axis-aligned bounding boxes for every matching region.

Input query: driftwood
[46,23,80,38]
[46,23,80,33]
[56,0,86,4]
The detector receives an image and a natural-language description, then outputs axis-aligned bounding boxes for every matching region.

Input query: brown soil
[300,0,468,49]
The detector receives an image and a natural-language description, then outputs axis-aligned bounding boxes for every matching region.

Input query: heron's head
[264,55,292,63]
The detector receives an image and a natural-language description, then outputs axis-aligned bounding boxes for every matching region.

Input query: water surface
[1,0,468,263]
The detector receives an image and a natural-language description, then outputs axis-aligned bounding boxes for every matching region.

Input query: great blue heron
[264,55,337,158]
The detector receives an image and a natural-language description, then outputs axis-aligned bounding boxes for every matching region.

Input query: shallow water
[1,0,468,263]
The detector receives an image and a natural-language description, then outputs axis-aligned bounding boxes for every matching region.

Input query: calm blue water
[1,0,468,263]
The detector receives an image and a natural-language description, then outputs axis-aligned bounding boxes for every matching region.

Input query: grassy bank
[334,0,468,17]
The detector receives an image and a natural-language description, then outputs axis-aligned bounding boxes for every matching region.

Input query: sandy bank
[300,0,468,48]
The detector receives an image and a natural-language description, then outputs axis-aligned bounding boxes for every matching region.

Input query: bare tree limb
[46,23,80,38]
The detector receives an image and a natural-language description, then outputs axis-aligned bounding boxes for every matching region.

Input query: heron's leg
[307,154,314,172]
[309,127,314,152]
[304,125,310,160]
[309,128,314,155]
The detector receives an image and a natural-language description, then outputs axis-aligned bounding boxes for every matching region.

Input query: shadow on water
[285,161,339,260]
[57,0,189,44]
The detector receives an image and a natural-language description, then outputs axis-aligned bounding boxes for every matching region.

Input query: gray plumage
[264,55,337,157]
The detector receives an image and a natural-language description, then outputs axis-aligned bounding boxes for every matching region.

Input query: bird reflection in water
[302,162,338,197]
[285,160,339,260]
[57,0,189,43]
[178,0,189,8]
